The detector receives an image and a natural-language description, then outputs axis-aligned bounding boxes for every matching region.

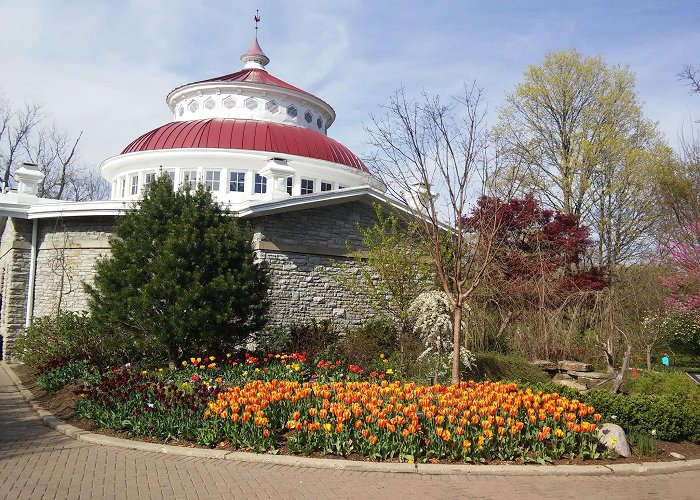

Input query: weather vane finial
[254,9,261,33]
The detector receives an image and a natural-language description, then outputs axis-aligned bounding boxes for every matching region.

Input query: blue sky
[1,0,698,171]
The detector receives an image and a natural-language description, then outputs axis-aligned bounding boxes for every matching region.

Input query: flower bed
[75,353,604,463]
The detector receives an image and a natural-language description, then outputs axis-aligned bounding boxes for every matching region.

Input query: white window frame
[143,172,156,193]
[182,170,198,190]
[205,170,221,192]
[130,175,139,195]
[254,173,267,194]
[301,178,314,195]
[229,171,245,193]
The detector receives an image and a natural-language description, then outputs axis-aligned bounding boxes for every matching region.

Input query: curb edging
[3,361,700,476]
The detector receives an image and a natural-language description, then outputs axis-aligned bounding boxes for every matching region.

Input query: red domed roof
[172,68,315,98]
[121,119,368,172]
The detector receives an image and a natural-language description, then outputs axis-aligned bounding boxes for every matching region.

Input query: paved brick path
[1,364,698,499]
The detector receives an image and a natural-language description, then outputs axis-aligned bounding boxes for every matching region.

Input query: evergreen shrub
[580,390,700,443]
[85,175,269,367]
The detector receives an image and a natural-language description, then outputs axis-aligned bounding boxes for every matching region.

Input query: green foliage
[36,359,100,393]
[496,48,668,271]
[628,429,660,457]
[465,352,551,385]
[85,175,269,365]
[664,312,700,356]
[340,318,399,367]
[331,204,431,340]
[628,370,700,403]
[580,390,700,443]
[13,312,112,367]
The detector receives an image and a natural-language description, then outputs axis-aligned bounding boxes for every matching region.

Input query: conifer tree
[85,174,269,367]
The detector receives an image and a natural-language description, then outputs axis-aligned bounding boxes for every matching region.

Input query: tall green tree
[495,49,668,273]
[85,175,269,367]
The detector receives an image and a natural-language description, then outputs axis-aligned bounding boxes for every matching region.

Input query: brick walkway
[1,364,698,499]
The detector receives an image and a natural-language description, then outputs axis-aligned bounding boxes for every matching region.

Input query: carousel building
[0,30,407,360]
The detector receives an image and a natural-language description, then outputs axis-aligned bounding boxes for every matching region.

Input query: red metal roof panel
[171,69,315,98]
[121,119,368,172]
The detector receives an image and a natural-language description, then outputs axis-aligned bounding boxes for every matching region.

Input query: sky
[1,0,699,173]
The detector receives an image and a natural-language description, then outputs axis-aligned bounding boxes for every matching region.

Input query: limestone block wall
[31,216,114,318]
[251,202,375,250]
[0,199,384,359]
[259,251,374,330]
[250,201,380,330]
[0,217,33,360]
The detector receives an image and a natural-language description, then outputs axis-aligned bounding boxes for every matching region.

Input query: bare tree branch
[0,94,108,200]
[679,64,700,95]
[365,84,509,383]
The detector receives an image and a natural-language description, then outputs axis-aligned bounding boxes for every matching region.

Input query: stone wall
[251,202,376,250]
[259,251,375,330]
[251,201,380,330]
[0,199,383,358]
[0,217,33,360]
[31,216,113,318]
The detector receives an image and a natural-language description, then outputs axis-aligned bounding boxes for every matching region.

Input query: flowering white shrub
[408,290,476,376]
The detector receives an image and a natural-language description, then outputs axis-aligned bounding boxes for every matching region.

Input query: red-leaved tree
[464,194,606,358]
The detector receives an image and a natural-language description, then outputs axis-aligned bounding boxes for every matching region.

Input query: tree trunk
[646,344,652,371]
[602,337,616,377]
[452,305,462,385]
[611,344,632,394]
[496,310,513,343]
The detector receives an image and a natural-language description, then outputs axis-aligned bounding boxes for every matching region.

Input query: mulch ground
[11,363,700,465]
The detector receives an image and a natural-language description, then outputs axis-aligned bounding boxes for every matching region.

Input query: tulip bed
[75,353,605,463]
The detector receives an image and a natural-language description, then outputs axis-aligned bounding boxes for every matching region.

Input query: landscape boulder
[531,360,558,371]
[597,423,631,458]
[558,360,593,372]
[566,370,610,380]
[554,379,588,392]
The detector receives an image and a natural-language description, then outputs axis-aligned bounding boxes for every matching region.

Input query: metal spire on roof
[241,9,270,69]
